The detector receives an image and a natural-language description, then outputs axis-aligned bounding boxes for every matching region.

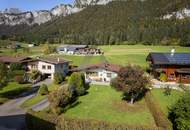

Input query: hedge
[57,116,162,130]
[145,91,173,130]
[26,110,162,130]
[26,110,57,130]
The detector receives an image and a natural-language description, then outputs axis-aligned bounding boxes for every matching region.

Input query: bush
[38,84,49,95]
[57,116,162,130]
[26,110,57,130]
[159,73,167,82]
[169,95,190,130]
[145,92,173,130]
[54,73,64,85]
[10,63,23,71]
[48,86,76,115]
[68,72,88,96]
[164,85,172,96]
[15,75,25,84]
[0,63,8,88]
[30,70,41,80]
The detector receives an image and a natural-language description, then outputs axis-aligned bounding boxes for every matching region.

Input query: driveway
[0,79,52,130]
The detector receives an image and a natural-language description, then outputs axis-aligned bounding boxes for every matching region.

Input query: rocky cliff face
[0,0,114,26]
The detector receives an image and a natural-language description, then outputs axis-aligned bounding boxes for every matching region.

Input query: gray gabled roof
[58,45,88,52]
[147,53,190,65]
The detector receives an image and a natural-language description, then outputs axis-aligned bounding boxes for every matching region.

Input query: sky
[0,0,74,11]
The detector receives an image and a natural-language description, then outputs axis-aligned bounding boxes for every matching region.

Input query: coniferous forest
[0,0,190,46]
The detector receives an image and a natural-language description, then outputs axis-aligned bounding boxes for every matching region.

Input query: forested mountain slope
[1,0,190,46]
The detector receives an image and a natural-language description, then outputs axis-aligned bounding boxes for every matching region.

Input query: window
[107,73,112,78]
[181,74,189,80]
[42,65,46,69]
[48,65,51,70]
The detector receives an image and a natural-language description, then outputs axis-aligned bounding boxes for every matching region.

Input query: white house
[27,57,70,79]
[74,62,122,83]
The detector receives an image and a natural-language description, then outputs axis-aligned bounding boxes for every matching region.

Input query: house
[0,55,33,68]
[0,55,71,80]
[146,52,190,84]
[74,62,121,83]
[27,57,70,79]
[57,45,103,55]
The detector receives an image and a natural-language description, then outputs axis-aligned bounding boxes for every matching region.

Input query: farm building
[57,45,103,55]
[74,62,121,83]
[146,52,190,84]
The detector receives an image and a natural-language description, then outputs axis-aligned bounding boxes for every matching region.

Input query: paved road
[0,79,52,130]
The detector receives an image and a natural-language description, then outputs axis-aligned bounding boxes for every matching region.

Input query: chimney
[57,58,60,62]
[171,48,175,56]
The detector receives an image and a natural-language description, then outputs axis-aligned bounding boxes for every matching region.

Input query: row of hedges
[26,110,162,130]
[26,110,57,130]
[57,116,162,130]
[145,91,173,130]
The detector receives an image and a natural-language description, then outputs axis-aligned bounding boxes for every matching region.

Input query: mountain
[19,0,190,46]
[1,0,190,46]
[0,0,113,26]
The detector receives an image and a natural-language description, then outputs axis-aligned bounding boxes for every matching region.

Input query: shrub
[15,75,25,84]
[30,70,41,80]
[164,85,172,96]
[68,72,88,96]
[10,63,23,71]
[38,84,49,95]
[57,116,162,130]
[54,73,64,85]
[145,92,173,130]
[159,73,167,82]
[169,95,190,130]
[26,110,57,130]
[48,86,76,115]
[43,44,56,54]
[0,63,8,88]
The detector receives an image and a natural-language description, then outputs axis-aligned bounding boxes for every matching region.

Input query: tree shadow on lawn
[115,89,149,112]
[122,89,149,103]
[0,114,27,130]
[0,85,40,103]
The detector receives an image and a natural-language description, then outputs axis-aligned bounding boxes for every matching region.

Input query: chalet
[0,56,33,68]
[74,62,121,83]
[146,52,190,84]
[0,55,71,80]
[27,57,70,79]
[57,45,103,55]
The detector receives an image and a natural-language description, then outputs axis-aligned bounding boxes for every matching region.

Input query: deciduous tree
[111,65,150,104]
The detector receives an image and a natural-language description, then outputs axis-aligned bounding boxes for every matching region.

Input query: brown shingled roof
[75,62,122,73]
[0,56,32,63]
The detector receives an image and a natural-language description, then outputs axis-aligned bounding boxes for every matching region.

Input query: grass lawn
[100,45,190,68]
[63,85,156,126]
[0,82,31,104]
[1,44,190,68]
[21,84,59,108]
[151,89,185,115]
